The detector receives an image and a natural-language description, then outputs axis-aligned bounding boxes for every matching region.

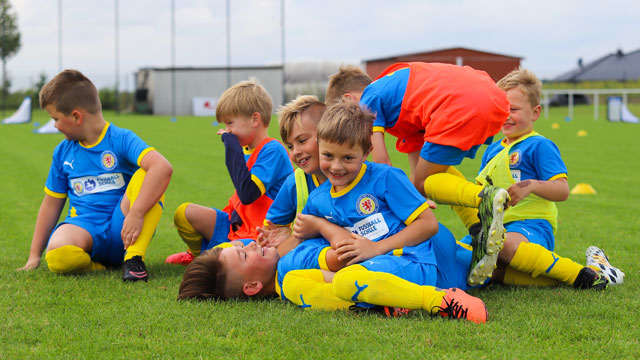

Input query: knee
[45,245,88,273]
[332,265,364,300]
[174,202,192,226]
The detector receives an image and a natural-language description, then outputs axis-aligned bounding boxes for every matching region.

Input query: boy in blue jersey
[326,65,511,286]
[17,70,173,282]
[257,95,329,249]
[166,81,293,265]
[178,102,489,324]
[462,68,622,288]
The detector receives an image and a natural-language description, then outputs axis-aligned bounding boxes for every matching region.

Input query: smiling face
[319,140,368,192]
[503,88,540,144]
[285,114,322,176]
[219,241,279,296]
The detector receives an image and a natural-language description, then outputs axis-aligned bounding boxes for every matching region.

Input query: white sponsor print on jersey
[70,173,125,196]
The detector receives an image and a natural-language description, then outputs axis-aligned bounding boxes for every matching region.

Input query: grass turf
[1,106,639,359]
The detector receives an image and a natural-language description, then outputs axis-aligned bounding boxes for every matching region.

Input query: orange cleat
[165,251,195,265]
[433,288,488,324]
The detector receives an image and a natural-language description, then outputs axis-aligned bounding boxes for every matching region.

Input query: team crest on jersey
[101,151,117,170]
[509,149,522,167]
[72,181,84,194]
[356,194,379,216]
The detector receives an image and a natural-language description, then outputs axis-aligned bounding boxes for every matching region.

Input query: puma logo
[63,160,75,169]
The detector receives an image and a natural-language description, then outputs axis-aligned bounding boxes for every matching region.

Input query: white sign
[192,97,217,117]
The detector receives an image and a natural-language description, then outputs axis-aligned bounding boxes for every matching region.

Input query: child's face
[503,88,540,143]
[319,140,368,192]
[45,104,79,141]
[285,115,320,175]
[223,114,258,146]
[219,241,279,290]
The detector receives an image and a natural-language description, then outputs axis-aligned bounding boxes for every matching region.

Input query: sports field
[1,105,638,358]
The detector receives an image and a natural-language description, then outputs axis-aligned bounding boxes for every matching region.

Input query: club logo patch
[509,149,522,167]
[101,150,117,170]
[356,194,379,216]
[72,181,84,194]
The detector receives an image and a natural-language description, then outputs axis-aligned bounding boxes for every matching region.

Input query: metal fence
[541,89,640,120]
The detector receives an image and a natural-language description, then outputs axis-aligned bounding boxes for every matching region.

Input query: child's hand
[507,181,534,206]
[335,233,380,265]
[17,256,41,271]
[121,212,144,249]
[292,213,320,239]
[217,129,228,136]
[257,220,291,248]
[426,199,437,209]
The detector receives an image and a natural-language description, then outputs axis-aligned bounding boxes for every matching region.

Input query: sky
[8,0,640,91]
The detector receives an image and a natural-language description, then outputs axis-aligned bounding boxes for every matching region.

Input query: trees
[0,0,21,113]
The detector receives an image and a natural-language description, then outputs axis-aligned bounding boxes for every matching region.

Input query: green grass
[1,106,639,359]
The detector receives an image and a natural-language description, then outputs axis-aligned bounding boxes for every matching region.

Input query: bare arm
[121,150,173,248]
[292,213,353,248]
[507,177,569,206]
[336,208,439,265]
[370,131,392,166]
[18,195,66,271]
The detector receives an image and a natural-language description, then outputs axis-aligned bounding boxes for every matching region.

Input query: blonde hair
[497,67,542,107]
[216,80,272,125]
[278,95,326,143]
[39,69,101,115]
[318,101,373,152]
[325,65,372,106]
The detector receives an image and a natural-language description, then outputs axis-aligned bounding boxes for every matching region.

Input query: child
[177,101,491,324]
[463,68,622,288]
[257,95,329,249]
[166,80,293,265]
[326,64,511,284]
[17,70,172,282]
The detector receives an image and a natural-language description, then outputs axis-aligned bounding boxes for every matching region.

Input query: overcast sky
[8,0,640,91]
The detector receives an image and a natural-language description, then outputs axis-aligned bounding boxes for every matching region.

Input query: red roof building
[364,47,521,81]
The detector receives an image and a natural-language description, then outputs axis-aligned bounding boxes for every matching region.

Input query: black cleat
[122,255,149,282]
[573,267,606,290]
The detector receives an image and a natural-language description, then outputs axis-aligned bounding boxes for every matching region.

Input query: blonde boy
[166,81,293,265]
[18,69,172,282]
[470,67,616,288]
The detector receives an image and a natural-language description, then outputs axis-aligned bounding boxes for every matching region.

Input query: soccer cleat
[586,246,624,285]
[122,255,149,282]
[432,288,488,324]
[165,250,195,265]
[573,267,607,290]
[348,305,413,318]
[467,181,509,286]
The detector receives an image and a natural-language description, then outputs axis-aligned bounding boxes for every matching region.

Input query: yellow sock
[503,267,560,287]
[282,269,351,310]
[453,205,480,229]
[424,167,483,208]
[509,242,583,285]
[45,245,106,273]
[174,202,203,256]
[123,169,165,261]
[332,265,445,313]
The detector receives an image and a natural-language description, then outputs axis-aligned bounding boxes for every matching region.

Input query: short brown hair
[39,69,101,115]
[178,247,234,301]
[325,66,372,106]
[496,67,542,107]
[216,80,272,126]
[318,101,374,152]
[278,95,326,143]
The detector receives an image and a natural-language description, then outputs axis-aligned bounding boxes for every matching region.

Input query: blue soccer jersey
[266,172,321,226]
[481,134,568,183]
[360,67,409,132]
[243,141,293,200]
[275,238,331,302]
[44,122,153,219]
[303,161,434,265]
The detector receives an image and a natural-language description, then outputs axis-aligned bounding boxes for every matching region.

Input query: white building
[134,66,284,116]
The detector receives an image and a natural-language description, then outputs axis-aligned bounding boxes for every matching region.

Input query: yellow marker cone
[571,183,596,195]
[577,130,588,137]
[551,123,560,129]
